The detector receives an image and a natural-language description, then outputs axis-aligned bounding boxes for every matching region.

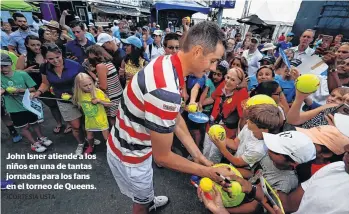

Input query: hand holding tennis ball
[199,177,213,193]
[208,125,226,141]
[61,93,72,101]
[187,103,198,113]
[295,74,320,94]
[6,86,17,94]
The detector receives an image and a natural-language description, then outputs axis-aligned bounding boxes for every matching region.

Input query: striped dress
[103,62,123,117]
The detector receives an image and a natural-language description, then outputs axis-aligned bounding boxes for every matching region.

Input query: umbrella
[237,14,268,27]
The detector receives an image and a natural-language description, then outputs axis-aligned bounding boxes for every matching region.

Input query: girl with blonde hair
[72,73,113,154]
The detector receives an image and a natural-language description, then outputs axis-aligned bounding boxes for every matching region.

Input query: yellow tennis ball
[246,94,277,107]
[295,74,320,94]
[208,124,226,141]
[186,16,191,23]
[199,177,213,193]
[61,93,71,101]
[6,86,16,93]
[187,103,197,113]
[212,163,246,207]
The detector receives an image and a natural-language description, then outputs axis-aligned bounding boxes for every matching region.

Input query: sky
[222,0,303,23]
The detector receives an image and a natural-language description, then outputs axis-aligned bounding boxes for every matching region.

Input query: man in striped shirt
[107,21,234,213]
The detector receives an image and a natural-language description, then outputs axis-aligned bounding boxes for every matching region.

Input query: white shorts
[107,151,154,204]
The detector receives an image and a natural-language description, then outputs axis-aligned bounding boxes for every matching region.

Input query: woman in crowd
[202,67,249,139]
[229,56,248,73]
[86,45,123,126]
[16,35,67,134]
[38,28,54,45]
[235,37,251,55]
[119,36,147,85]
[32,44,85,155]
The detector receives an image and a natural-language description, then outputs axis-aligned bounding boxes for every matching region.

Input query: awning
[237,14,268,27]
[92,5,140,16]
[1,0,38,12]
[154,0,210,14]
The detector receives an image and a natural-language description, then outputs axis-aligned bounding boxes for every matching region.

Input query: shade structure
[93,5,140,16]
[237,14,268,27]
[154,0,210,14]
[1,0,38,12]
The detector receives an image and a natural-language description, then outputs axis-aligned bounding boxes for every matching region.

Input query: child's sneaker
[31,142,47,153]
[84,145,94,154]
[149,196,169,212]
[75,143,84,155]
[12,134,22,143]
[38,137,53,147]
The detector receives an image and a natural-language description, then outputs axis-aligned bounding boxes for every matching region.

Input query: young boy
[209,104,284,172]
[1,53,52,152]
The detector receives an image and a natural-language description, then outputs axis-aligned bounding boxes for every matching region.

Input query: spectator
[163,33,180,55]
[235,32,242,43]
[1,21,12,50]
[111,20,119,34]
[112,21,123,40]
[242,37,263,76]
[32,44,85,155]
[44,20,72,52]
[32,15,43,33]
[278,32,285,42]
[140,26,154,49]
[151,22,157,33]
[65,21,95,64]
[291,29,315,61]
[145,30,165,61]
[275,32,294,57]
[234,32,251,52]
[38,28,53,45]
[8,13,38,56]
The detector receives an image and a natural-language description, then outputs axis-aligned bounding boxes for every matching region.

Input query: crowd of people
[1,11,349,214]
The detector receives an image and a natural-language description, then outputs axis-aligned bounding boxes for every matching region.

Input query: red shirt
[210,82,249,121]
[278,35,286,42]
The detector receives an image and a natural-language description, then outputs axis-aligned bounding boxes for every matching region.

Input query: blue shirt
[141,37,154,46]
[65,39,95,64]
[8,30,38,54]
[275,75,295,103]
[275,41,293,57]
[1,31,10,49]
[113,30,121,40]
[40,59,84,98]
[187,75,206,89]
[85,32,96,43]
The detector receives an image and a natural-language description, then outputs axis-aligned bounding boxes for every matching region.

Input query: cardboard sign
[22,89,44,120]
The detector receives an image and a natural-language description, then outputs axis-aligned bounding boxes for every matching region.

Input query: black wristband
[246,185,257,200]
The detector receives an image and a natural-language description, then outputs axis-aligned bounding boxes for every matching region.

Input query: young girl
[72,73,113,154]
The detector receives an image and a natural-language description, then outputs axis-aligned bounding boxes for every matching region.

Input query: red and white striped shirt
[107,54,185,166]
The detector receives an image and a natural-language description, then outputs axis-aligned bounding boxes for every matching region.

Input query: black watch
[246,185,257,201]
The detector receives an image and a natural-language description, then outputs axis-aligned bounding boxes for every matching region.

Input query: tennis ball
[199,177,213,193]
[6,86,16,93]
[246,94,277,107]
[295,74,320,94]
[186,16,191,24]
[61,93,71,101]
[212,163,246,207]
[187,103,197,113]
[208,125,226,141]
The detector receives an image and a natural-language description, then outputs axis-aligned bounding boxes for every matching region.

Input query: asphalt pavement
[1,107,210,214]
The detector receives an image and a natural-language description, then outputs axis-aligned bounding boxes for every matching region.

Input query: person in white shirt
[145,30,165,61]
[230,26,236,39]
[243,37,263,76]
[291,29,315,62]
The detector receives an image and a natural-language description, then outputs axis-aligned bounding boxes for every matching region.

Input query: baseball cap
[251,37,260,44]
[259,55,275,64]
[290,59,302,67]
[153,30,163,36]
[263,131,316,164]
[1,53,12,66]
[156,24,160,28]
[142,26,149,31]
[121,36,142,49]
[96,33,115,46]
[297,126,349,155]
[113,20,120,24]
[287,32,295,37]
[334,113,349,137]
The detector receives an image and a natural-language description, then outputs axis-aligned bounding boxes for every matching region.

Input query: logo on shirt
[163,104,177,112]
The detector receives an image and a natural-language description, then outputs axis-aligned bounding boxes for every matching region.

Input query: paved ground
[1,107,210,214]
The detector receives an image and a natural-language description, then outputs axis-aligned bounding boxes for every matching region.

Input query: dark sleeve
[39,63,47,75]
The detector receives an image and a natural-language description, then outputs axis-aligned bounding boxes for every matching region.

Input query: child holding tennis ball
[72,73,113,154]
[210,104,284,174]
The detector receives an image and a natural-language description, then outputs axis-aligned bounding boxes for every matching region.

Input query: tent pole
[156,9,158,24]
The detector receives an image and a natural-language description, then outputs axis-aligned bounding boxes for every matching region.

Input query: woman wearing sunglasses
[32,44,85,155]
[86,45,123,126]
[163,33,180,55]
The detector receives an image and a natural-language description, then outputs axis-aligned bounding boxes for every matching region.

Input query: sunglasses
[167,46,180,50]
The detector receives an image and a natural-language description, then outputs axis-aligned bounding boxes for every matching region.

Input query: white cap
[114,20,120,24]
[263,131,316,164]
[96,33,115,46]
[334,113,349,137]
[153,30,163,36]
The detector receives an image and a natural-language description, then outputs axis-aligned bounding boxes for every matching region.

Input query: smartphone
[321,35,333,50]
[331,103,349,115]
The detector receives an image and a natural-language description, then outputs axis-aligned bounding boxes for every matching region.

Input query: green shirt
[1,71,36,113]
[204,78,216,112]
